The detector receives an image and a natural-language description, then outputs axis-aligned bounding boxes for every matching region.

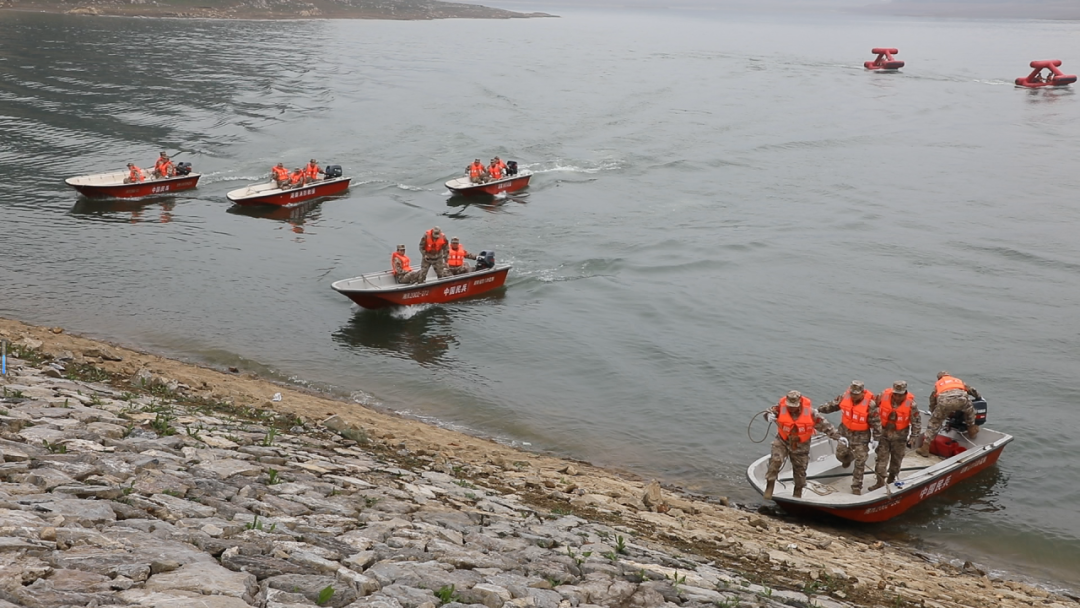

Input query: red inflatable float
[1015,60,1077,88]
[865,48,904,71]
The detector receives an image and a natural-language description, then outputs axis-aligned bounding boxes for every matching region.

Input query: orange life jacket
[496,160,507,173]
[839,390,874,432]
[878,389,914,431]
[129,166,146,182]
[469,163,485,178]
[488,164,502,180]
[776,397,815,443]
[391,251,412,274]
[272,166,289,181]
[447,244,468,267]
[935,375,966,394]
[424,230,447,254]
[287,171,304,186]
[304,163,320,180]
[155,158,173,176]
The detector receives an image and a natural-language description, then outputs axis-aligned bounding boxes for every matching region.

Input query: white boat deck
[65,171,197,187]
[747,427,1010,506]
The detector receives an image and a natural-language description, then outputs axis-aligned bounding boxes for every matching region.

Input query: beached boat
[332,257,511,309]
[226,175,352,207]
[65,170,201,199]
[746,423,1012,523]
[445,171,532,197]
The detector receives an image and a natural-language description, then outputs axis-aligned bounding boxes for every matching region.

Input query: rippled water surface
[1,8,1079,588]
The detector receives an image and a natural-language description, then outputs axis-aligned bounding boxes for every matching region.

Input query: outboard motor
[324,165,343,179]
[506,161,518,176]
[174,162,192,176]
[946,398,988,432]
[475,250,495,271]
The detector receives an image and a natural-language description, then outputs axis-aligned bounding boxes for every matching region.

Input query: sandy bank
[0,316,1076,608]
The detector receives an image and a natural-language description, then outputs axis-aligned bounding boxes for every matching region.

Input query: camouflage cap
[450,237,460,243]
[937,370,950,379]
[397,244,406,250]
[850,380,865,392]
[432,226,442,235]
[892,380,908,393]
[785,390,802,403]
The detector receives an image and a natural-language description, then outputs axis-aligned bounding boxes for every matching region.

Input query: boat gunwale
[444,171,533,192]
[226,175,353,203]
[65,172,203,188]
[331,264,512,295]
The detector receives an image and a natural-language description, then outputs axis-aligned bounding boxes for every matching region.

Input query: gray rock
[344,595,406,608]
[263,574,359,608]
[145,561,259,602]
[37,498,117,526]
[381,583,442,608]
[458,583,512,608]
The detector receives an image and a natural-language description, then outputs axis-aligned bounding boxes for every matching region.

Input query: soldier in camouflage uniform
[818,380,881,495]
[763,390,840,500]
[868,380,922,491]
[417,226,449,284]
[917,371,979,457]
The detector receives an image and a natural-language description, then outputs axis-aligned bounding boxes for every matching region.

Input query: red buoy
[865,48,904,71]
[1015,60,1077,88]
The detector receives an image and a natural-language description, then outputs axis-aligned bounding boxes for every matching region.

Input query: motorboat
[65,168,200,199]
[746,410,1012,523]
[226,175,351,207]
[445,164,532,197]
[332,253,510,309]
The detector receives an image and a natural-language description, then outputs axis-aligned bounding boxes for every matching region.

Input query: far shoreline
[0,1,558,21]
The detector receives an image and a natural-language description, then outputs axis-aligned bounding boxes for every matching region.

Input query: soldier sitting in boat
[271,163,290,189]
[467,159,489,184]
[285,167,305,189]
[446,237,477,275]
[124,163,147,184]
[487,159,503,181]
[303,159,324,185]
[152,152,175,179]
[391,244,421,284]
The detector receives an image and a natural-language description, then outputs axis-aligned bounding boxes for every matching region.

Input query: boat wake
[522,159,625,175]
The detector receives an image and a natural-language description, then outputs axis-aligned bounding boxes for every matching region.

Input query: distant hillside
[0,0,555,20]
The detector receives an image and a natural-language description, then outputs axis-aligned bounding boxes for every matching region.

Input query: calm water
[1,8,1078,589]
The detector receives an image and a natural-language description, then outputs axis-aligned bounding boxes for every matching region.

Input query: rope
[747,410,774,444]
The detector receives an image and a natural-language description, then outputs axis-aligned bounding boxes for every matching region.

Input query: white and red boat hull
[227,176,352,207]
[445,172,531,196]
[65,171,201,199]
[332,264,511,309]
[747,427,1012,523]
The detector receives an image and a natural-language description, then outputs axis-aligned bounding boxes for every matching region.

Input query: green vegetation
[434,584,459,605]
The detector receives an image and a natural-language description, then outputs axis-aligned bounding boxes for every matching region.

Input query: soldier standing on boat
[869,380,922,491]
[417,226,449,283]
[763,390,840,500]
[391,244,420,284]
[818,380,881,495]
[917,371,980,457]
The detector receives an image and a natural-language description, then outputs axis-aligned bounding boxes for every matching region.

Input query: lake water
[1,7,1078,590]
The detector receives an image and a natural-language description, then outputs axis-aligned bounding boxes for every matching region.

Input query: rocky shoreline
[0,318,1075,608]
[0,0,555,20]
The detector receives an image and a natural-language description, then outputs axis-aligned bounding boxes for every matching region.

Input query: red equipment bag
[930,435,967,458]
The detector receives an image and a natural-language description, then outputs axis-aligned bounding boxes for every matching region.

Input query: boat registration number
[402,290,429,300]
[289,188,316,199]
[150,185,171,194]
[444,283,469,296]
[473,277,494,286]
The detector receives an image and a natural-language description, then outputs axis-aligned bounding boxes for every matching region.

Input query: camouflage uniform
[870,381,923,488]
[417,227,449,283]
[818,381,881,494]
[392,250,421,285]
[917,373,979,457]
[764,391,840,499]
[446,240,476,276]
